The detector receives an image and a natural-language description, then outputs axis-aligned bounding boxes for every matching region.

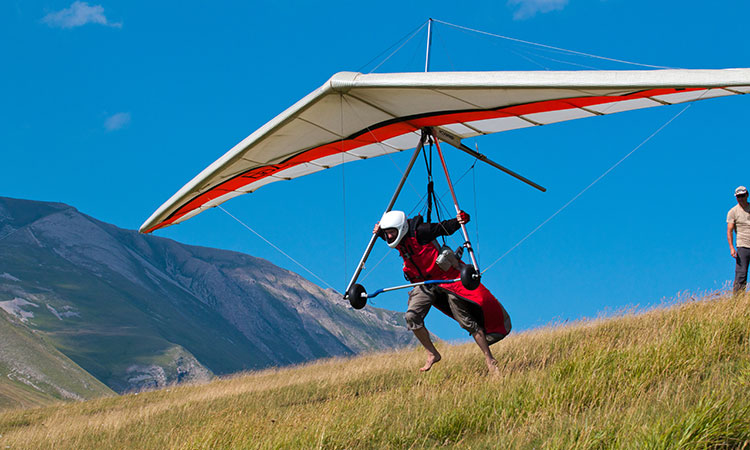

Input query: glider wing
[140,69,750,233]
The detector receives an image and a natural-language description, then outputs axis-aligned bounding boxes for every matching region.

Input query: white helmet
[380,210,408,248]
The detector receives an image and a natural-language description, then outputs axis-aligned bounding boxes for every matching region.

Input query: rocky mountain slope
[0,196,413,401]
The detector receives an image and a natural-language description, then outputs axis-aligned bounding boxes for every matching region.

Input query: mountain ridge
[0,196,413,405]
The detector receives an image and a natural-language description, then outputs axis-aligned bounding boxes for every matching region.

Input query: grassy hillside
[0,311,114,411]
[0,292,748,449]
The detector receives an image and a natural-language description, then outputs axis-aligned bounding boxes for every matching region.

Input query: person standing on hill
[727,186,750,293]
[373,210,511,374]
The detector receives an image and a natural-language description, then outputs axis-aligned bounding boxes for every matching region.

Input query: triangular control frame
[344,126,545,306]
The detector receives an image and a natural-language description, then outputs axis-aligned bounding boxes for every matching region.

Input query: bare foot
[420,352,441,372]
[486,357,499,376]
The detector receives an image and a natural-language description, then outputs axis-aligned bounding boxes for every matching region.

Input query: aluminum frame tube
[455,143,546,192]
[430,129,481,273]
[343,132,428,299]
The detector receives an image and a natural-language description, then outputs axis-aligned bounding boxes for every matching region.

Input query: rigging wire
[407,191,430,217]
[517,49,600,70]
[432,19,676,70]
[360,250,393,283]
[433,27,458,72]
[358,21,429,73]
[472,157,480,265]
[216,205,339,293]
[481,103,693,275]
[438,159,478,199]
[406,30,427,72]
[369,22,429,73]
[511,49,551,71]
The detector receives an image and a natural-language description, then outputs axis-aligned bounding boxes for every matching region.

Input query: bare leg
[412,327,441,372]
[472,329,499,375]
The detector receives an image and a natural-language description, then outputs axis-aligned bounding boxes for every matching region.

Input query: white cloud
[104,112,131,131]
[42,1,122,29]
[508,0,569,20]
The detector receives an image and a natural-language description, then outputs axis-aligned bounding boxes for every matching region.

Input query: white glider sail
[140,69,750,234]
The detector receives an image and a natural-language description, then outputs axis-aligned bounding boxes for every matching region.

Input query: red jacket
[394,216,511,341]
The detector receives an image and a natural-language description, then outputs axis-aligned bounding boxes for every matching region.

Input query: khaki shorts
[404,284,482,335]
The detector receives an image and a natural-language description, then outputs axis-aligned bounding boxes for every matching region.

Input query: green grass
[0,292,748,449]
[0,310,114,410]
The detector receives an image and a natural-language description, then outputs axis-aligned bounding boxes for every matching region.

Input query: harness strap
[401,241,427,282]
[426,180,434,223]
[422,140,448,245]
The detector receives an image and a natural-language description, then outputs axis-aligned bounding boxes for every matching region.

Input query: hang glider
[140,69,750,234]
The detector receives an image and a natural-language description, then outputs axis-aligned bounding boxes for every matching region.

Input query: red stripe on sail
[146,88,705,232]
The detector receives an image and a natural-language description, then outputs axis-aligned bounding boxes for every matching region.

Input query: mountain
[0,196,413,401]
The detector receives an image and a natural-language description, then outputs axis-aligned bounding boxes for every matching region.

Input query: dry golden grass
[0,292,748,449]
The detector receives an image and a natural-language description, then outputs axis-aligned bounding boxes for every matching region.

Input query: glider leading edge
[140,69,750,237]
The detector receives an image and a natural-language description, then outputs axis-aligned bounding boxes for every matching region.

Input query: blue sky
[3,0,749,342]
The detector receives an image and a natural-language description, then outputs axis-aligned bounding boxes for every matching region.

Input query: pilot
[374,210,511,374]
